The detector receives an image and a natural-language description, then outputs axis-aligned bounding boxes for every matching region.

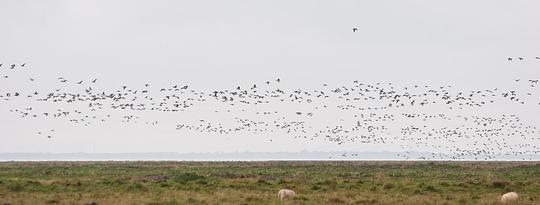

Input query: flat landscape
[0,161,538,205]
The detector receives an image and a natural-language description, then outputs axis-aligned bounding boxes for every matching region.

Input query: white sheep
[500,192,518,204]
[278,189,296,201]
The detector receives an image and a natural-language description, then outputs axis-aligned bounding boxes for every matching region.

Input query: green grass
[0,161,538,204]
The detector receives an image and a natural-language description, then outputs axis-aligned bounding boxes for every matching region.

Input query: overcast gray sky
[0,0,539,157]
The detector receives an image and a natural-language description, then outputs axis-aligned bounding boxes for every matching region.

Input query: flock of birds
[507,57,540,61]
[1,59,540,160]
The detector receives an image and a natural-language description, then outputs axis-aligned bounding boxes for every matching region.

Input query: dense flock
[1,59,539,160]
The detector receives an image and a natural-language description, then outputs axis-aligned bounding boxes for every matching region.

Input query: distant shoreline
[1,152,539,161]
[2,159,539,162]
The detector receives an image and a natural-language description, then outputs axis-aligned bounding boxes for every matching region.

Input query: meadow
[0,161,538,205]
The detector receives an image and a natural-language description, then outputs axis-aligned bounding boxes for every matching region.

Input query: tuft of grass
[45,199,60,204]
[491,179,510,188]
[147,200,181,205]
[7,182,25,192]
[172,173,205,183]
[383,183,394,189]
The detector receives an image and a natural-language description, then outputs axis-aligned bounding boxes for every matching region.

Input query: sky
[0,0,539,157]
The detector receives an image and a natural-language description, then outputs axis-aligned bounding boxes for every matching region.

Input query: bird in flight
[352,27,358,32]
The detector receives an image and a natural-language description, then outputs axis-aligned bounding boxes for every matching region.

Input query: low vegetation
[0,161,538,204]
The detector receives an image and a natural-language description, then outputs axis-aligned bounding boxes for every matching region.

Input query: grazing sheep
[501,192,518,204]
[278,189,296,201]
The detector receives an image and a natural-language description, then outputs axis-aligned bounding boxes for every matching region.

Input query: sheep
[500,192,519,204]
[277,189,296,201]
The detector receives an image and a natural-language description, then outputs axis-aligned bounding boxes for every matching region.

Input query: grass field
[0,161,538,205]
